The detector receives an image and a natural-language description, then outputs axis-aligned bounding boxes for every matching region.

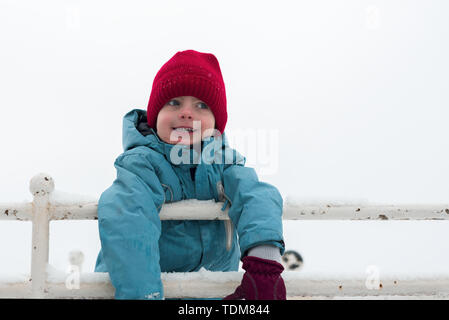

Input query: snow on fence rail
[1,173,449,299]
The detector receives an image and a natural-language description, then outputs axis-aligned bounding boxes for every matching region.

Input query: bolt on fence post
[29,173,54,298]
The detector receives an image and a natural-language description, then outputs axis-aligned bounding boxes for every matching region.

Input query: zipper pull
[221,199,229,211]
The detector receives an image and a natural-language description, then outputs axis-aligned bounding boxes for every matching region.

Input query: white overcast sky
[1,0,449,277]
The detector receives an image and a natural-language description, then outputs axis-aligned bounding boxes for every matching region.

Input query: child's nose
[178,104,194,120]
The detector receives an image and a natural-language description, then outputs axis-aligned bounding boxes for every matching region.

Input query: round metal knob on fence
[29,173,55,197]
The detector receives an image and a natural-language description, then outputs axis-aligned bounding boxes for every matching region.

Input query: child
[94,50,286,300]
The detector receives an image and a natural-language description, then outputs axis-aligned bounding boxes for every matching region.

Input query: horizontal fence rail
[3,269,449,299]
[1,173,449,299]
[0,199,449,221]
[3,200,449,222]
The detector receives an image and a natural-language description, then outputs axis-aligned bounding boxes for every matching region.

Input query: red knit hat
[147,50,227,134]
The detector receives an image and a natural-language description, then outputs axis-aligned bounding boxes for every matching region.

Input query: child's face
[156,96,216,145]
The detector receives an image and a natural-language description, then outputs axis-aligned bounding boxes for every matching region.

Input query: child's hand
[223,256,286,300]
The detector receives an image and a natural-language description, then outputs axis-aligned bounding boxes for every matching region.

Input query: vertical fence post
[29,173,54,298]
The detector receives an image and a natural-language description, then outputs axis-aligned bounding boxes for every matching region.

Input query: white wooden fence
[1,173,449,299]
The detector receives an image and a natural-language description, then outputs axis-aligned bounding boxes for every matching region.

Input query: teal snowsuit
[94,109,285,299]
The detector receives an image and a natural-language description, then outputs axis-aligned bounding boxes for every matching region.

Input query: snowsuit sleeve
[223,163,285,258]
[97,152,165,299]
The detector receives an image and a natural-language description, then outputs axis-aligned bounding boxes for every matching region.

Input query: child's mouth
[173,127,195,133]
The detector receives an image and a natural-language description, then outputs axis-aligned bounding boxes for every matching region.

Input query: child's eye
[197,102,208,109]
[167,99,179,106]
[166,99,208,109]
